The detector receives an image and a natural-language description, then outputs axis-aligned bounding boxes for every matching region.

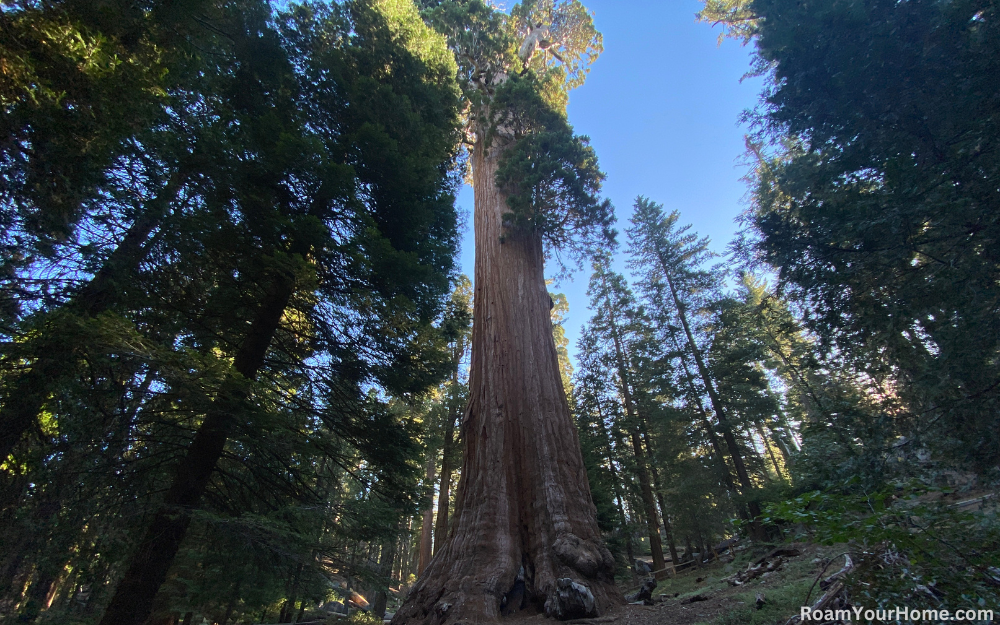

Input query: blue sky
[455,0,764,368]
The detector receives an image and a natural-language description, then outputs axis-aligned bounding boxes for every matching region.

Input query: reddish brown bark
[391,139,621,625]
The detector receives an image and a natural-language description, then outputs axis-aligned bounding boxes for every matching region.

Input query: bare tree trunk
[391,138,620,625]
[757,424,784,479]
[743,428,771,484]
[97,267,297,625]
[647,460,678,567]
[626,428,664,572]
[281,564,303,623]
[593,400,636,581]
[372,536,398,619]
[418,454,438,574]
[220,579,242,625]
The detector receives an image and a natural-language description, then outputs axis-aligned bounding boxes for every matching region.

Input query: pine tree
[627,197,763,535]
[91,2,464,623]
[710,0,1000,472]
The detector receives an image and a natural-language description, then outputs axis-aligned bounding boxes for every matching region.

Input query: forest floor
[608,542,842,625]
[496,542,843,625]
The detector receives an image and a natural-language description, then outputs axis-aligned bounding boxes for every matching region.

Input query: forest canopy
[1,0,998,623]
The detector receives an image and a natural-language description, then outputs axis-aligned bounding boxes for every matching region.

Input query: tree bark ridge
[391,138,620,625]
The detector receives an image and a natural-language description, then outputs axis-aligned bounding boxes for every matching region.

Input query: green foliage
[696,0,758,44]
[421,0,613,260]
[732,0,1000,473]
[550,289,574,394]
[764,483,1000,612]
[713,579,815,625]
[509,0,602,90]
[0,0,210,244]
[348,609,385,625]
[493,73,614,252]
[0,0,465,621]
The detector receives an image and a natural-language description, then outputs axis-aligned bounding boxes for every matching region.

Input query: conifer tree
[585,256,671,571]
[91,2,464,623]
[393,2,620,623]
[627,197,763,534]
[704,0,1000,472]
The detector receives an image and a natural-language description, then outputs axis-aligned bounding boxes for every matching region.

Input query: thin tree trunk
[768,420,796,466]
[626,428,664,571]
[0,173,183,462]
[24,567,58,613]
[97,266,297,625]
[743,427,771,483]
[372,534,398,619]
[646,458,678,567]
[667,331,739,496]
[282,564,303,623]
[593,399,636,581]
[418,454,437,574]
[597,279,665,573]
[662,273,763,529]
[634,411,678,566]
[612,488,636,582]
[758,423,784,479]
[433,401,456,553]
[220,579,242,625]
[392,137,620,625]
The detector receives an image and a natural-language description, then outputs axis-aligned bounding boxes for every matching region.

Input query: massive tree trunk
[391,138,620,625]
[97,268,296,625]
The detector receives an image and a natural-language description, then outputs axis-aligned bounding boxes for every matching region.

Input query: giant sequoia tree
[392,2,620,623]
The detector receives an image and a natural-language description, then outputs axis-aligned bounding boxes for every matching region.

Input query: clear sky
[454,0,764,368]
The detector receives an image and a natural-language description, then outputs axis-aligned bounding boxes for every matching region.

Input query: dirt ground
[497,542,840,625]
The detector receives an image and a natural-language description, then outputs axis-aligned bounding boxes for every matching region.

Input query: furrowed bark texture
[391,140,621,625]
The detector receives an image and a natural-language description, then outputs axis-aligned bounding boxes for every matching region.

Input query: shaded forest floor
[496,542,841,625]
[614,542,840,625]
